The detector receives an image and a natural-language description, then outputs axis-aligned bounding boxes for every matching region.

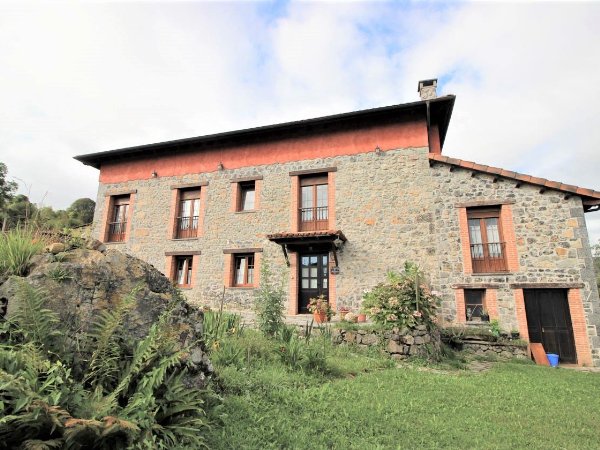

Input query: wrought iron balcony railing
[299,206,328,232]
[176,215,199,239]
[470,242,507,273]
[107,221,127,242]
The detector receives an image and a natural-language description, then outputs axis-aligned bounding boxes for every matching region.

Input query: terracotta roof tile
[429,153,600,201]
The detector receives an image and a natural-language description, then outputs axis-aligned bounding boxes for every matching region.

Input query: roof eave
[74,96,456,169]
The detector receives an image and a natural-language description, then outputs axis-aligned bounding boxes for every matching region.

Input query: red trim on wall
[99,120,428,184]
[568,289,593,366]
[458,207,473,274]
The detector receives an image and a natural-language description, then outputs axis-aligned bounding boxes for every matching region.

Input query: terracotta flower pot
[313,311,327,323]
[357,313,366,323]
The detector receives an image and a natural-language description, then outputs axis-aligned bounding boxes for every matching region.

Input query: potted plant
[357,312,367,323]
[308,295,334,323]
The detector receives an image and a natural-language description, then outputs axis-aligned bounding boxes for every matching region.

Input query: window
[465,289,488,322]
[176,188,201,239]
[467,207,507,273]
[238,181,255,211]
[299,175,328,231]
[174,256,193,287]
[233,254,255,287]
[107,195,129,242]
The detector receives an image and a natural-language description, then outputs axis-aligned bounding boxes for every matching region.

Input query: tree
[0,162,18,230]
[67,197,95,226]
[3,194,36,230]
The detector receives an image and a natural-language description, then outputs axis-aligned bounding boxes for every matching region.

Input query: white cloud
[0,1,599,245]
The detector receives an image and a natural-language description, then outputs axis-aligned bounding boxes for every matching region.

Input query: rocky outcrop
[0,245,212,385]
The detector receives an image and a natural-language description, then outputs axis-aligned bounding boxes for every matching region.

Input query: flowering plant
[308,294,335,320]
[361,262,439,329]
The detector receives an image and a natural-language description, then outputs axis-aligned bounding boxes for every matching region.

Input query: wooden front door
[298,253,329,313]
[524,289,577,363]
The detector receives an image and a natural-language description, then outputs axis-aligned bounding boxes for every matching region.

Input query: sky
[1,1,599,244]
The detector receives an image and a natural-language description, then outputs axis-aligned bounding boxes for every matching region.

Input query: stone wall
[92,147,435,312]
[90,146,600,365]
[456,339,528,360]
[429,163,600,365]
[332,325,440,360]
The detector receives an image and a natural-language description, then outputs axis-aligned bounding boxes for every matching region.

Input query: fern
[84,285,141,392]
[0,275,217,448]
[9,279,62,352]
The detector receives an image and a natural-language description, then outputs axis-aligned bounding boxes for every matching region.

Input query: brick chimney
[418,79,438,100]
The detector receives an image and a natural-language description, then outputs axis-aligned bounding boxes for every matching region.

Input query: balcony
[470,242,507,273]
[299,206,328,232]
[176,215,199,239]
[107,221,127,242]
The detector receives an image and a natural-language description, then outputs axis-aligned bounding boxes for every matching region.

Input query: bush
[0,226,46,277]
[361,262,438,329]
[254,259,286,337]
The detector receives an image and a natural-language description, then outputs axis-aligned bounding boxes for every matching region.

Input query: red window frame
[176,188,201,239]
[238,181,256,212]
[233,254,255,287]
[467,207,507,273]
[174,256,193,287]
[106,195,129,242]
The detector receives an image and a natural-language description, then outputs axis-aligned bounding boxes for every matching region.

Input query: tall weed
[254,259,286,337]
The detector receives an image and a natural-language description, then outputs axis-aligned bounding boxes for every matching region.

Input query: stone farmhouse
[76,79,600,366]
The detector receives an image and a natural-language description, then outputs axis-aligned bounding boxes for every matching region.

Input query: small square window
[238,181,256,211]
[174,256,193,287]
[233,254,255,286]
[465,289,488,322]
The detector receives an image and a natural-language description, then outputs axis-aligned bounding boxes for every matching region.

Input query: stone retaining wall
[442,335,528,360]
[332,325,440,360]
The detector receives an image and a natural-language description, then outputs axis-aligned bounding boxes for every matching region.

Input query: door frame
[515,288,593,366]
[297,251,330,314]
[523,289,576,363]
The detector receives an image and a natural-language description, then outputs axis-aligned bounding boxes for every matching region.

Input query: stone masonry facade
[91,146,600,365]
[430,163,600,365]
[93,146,436,310]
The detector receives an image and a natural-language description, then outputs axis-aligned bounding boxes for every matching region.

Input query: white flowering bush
[361,262,439,329]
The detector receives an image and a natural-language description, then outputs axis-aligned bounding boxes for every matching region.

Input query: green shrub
[254,259,286,337]
[0,226,46,277]
[361,262,438,329]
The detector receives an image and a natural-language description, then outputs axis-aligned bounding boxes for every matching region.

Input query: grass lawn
[205,332,600,449]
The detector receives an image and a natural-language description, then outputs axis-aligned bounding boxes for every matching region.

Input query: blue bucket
[547,353,559,367]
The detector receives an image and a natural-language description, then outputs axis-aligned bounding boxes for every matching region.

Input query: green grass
[206,333,600,449]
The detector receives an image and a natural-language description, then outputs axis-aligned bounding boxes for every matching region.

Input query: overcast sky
[1,1,599,244]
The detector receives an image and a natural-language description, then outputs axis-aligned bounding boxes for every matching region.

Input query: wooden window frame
[466,207,507,273]
[173,255,194,288]
[237,181,256,212]
[106,195,130,242]
[175,188,201,239]
[299,174,329,232]
[232,253,255,287]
